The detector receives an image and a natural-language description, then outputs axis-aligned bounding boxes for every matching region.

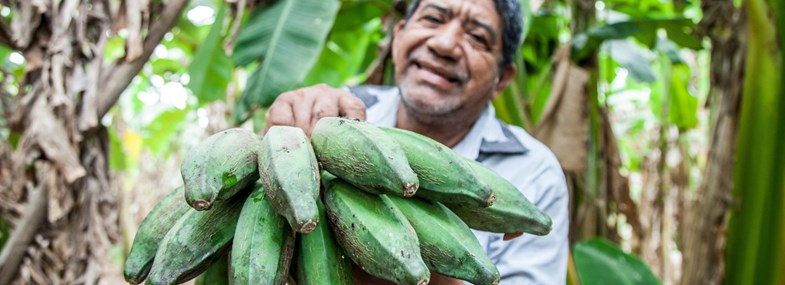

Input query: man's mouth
[412,61,464,86]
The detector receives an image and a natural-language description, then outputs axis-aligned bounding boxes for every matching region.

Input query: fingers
[263,84,366,137]
[338,94,367,121]
[292,92,317,133]
[263,99,294,135]
[309,95,340,136]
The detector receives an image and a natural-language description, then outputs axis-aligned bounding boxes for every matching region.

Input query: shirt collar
[453,104,528,160]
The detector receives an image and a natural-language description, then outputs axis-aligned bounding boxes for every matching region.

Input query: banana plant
[725,0,785,284]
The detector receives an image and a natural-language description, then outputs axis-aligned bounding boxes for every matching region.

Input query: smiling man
[264,0,569,284]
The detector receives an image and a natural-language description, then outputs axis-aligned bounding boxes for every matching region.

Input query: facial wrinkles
[425,1,490,81]
[397,0,503,116]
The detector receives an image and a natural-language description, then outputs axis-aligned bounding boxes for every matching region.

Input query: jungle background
[0,0,782,284]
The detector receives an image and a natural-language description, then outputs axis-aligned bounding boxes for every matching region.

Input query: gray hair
[403,0,523,68]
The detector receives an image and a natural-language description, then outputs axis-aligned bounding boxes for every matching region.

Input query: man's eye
[423,15,442,23]
[471,34,488,46]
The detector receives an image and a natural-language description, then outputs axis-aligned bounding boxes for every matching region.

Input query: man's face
[392,0,514,117]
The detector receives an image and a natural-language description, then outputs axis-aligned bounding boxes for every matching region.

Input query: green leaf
[667,64,698,129]
[606,39,657,82]
[574,238,661,285]
[108,127,127,170]
[519,0,532,41]
[493,81,527,128]
[331,0,393,31]
[8,131,21,150]
[0,216,9,250]
[233,0,341,122]
[599,53,620,84]
[591,21,643,40]
[304,20,379,87]
[655,36,685,64]
[187,4,233,104]
[726,0,785,284]
[659,20,702,50]
[572,18,699,61]
[143,108,189,156]
[153,58,188,76]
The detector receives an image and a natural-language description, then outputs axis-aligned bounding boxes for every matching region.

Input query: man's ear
[393,20,406,37]
[392,20,406,62]
[492,64,517,99]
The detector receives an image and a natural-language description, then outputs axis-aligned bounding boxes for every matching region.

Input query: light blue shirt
[349,86,569,285]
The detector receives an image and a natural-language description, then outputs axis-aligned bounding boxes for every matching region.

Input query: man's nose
[426,23,462,62]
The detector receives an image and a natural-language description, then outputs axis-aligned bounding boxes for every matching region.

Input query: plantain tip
[503,232,524,240]
[299,220,318,233]
[192,199,212,211]
[402,183,418,197]
[417,278,429,285]
[485,193,497,207]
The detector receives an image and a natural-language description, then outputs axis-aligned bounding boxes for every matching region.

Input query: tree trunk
[0,0,187,283]
[679,0,745,284]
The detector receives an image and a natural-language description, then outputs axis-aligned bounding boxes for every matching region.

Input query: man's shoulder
[504,124,562,172]
[479,121,566,201]
[347,85,399,109]
[481,122,562,174]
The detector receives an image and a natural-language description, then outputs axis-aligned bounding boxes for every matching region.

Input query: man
[264,0,569,283]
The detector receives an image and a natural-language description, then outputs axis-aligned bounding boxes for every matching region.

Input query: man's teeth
[417,63,457,83]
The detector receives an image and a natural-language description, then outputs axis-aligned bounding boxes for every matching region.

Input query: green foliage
[500,12,564,127]
[0,216,8,251]
[666,64,698,129]
[493,83,527,128]
[605,39,656,82]
[233,0,341,122]
[573,239,661,285]
[572,18,699,61]
[726,0,785,284]
[187,4,233,105]
[109,127,128,171]
[144,108,190,156]
[303,19,383,87]
[331,0,394,31]
[648,53,698,130]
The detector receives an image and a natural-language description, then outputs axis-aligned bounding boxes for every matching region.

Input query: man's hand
[264,84,367,136]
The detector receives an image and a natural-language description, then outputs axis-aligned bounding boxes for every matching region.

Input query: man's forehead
[416,0,501,28]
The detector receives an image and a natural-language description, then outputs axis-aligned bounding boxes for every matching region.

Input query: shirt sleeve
[486,166,570,285]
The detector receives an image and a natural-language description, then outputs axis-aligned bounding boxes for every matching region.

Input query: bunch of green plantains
[123,117,552,285]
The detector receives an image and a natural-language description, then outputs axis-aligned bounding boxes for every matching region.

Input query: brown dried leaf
[533,57,589,173]
[223,0,247,53]
[124,0,147,62]
[28,95,86,183]
[46,183,73,223]
[10,0,45,49]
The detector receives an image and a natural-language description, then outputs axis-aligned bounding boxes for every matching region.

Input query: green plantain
[323,178,430,285]
[230,183,295,285]
[311,117,419,197]
[388,195,500,285]
[383,127,495,207]
[145,185,248,285]
[258,126,320,233]
[293,199,352,285]
[181,128,260,211]
[124,186,190,284]
[446,159,552,235]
